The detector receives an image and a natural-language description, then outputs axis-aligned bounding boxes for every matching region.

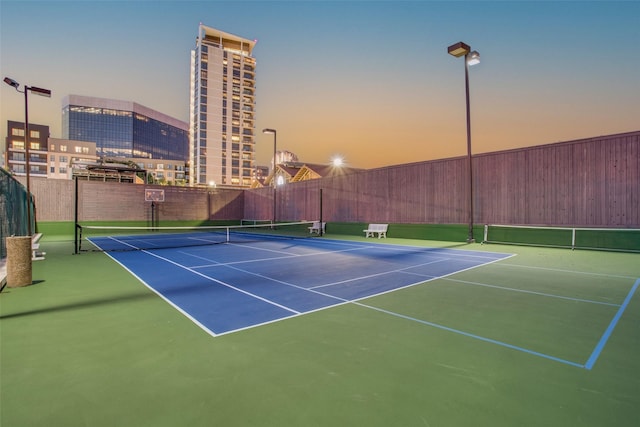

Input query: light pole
[447,42,480,243]
[3,77,52,236]
[262,128,277,224]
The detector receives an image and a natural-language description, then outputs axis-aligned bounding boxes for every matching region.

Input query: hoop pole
[74,176,79,254]
[319,188,323,236]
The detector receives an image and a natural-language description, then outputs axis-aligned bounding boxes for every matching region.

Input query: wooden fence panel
[25,131,639,228]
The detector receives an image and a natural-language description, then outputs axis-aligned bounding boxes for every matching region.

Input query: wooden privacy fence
[246,131,639,227]
[29,179,244,223]
[26,131,639,228]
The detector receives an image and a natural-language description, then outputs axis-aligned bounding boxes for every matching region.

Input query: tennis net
[75,221,319,253]
[482,224,640,252]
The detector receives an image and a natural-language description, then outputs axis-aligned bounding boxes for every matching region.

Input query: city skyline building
[4,121,50,179]
[190,24,257,187]
[5,119,189,184]
[62,95,189,161]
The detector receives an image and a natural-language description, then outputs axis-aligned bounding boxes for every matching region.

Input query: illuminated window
[30,130,40,138]
[60,145,67,152]
[30,142,40,150]
[12,128,25,136]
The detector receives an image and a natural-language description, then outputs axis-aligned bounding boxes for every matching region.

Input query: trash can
[6,236,32,287]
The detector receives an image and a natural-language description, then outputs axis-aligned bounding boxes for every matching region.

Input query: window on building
[30,130,40,138]
[75,146,83,153]
[60,145,67,152]
[30,142,40,150]
[12,140,24,149]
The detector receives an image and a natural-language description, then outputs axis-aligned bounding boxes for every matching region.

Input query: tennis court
[85,226,637,372]
[2,230,639,426]
[90,232,513,336]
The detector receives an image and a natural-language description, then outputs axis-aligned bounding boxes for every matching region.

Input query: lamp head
[262,128,276,134]
[467,51,480,66]
[447,42,470,58]
[331,156,344,167]
[3,77,20,89]
[29,86,52,97]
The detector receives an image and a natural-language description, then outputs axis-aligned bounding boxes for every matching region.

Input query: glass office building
[190,24,257,187]
[62,95,189,161]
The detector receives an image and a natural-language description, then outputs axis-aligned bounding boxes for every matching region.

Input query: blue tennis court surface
[93,236,512,336]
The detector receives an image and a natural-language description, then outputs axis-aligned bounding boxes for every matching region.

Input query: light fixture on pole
[262,128,277,224]
[447,42,480,243]
[3,77,52,237]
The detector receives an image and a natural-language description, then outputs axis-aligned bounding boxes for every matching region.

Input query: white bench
[32,233,46,261]
[308,221,326,235]
[363,224,388,238]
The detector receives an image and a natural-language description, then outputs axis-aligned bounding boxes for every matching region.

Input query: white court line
[492,262,638,280]
[309,258,448,290]
[183,244,394,269]
[441,277,622,307]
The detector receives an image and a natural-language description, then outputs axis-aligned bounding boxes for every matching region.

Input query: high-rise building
[62,95,189,161]
[190,24,257,187]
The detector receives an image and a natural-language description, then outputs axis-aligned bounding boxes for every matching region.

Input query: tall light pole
[262,128,277,224]
[3,77,52,236]
[447,42,480,243]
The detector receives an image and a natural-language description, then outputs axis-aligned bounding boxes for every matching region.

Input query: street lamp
[262,128,277,224]
[3,77,52,237]
[447,42,480,243]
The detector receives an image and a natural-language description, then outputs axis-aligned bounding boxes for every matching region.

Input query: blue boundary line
[584,277,640,370]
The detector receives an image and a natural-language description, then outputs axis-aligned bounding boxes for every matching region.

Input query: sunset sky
[1,0,638,169]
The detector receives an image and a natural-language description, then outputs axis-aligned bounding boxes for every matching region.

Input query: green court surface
[1,235,639,426]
